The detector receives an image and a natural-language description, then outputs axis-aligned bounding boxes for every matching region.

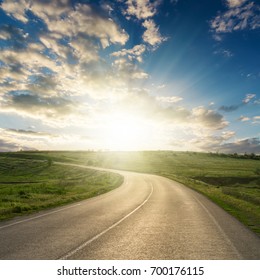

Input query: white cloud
[1,0,129,49]
[132,71,149,79]
[0,127,90,151]
[112,58,149,80]
[122,1,167,49]
[221,130,236,140]
[6,128,57,138]
[1,47,59,74]
[188,130,236,152]
[69,4,129,48]
[0,128,37,151]
[238,115,250,122]
[253,116,260,124]
[0,0,29,23]
[142,19,167,46]
[226,0,247,8]
[167,127,239,153]
[105,91,228,135]
[39,34,73,61]
[0,30,11,40]
[218,93,257,113]
[171,134,260,154]
[1,93,76,117]
[124,0,158,20]
[69,38,100,63]
[111,44,146,62]
[243,93,256,103]
[0,0,134,123]
[192,106,228,130]
[157,84,166,89]
[214,49,233,57]
[156,96,183,103]
[211,1,260,35]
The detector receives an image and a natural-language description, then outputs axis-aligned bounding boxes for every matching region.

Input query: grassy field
[0,151,259,237]
[0,154,123,221]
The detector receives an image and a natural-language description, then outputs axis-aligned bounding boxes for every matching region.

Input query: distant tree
[250,153,256,159]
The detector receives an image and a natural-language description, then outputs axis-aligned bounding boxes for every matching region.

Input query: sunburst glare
[102,113,153,151]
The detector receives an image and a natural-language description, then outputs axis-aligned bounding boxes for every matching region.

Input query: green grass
[0,151,259,237]
[0,155,123,221]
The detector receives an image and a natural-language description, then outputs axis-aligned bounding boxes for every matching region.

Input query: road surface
[0,163,259,259]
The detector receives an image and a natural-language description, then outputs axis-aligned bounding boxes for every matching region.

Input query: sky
[0,0,259,153]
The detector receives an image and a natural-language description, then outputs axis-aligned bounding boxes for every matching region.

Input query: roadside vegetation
[0,151,259,237]
[0,154,123,221]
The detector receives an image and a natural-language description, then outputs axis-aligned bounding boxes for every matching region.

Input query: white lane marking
[191,194,242,259]
[59,182,154,260]
[0,203,81,230]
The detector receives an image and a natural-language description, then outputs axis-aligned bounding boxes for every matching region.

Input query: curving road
[0,163,259,259]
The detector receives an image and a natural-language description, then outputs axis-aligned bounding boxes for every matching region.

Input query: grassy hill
[0,154,122,220]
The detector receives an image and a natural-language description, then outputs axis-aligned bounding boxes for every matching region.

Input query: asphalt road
[0,163,259,259]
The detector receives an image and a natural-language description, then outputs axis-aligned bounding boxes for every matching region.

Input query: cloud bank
[0,0,259,153]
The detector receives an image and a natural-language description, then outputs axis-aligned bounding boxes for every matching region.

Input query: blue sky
[0,0,259,153]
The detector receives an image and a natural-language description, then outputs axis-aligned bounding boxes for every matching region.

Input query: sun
[102,113,152,151]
